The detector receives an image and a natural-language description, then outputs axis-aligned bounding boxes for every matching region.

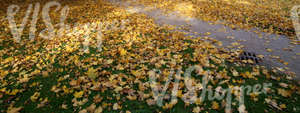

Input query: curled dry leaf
[279,83,288,88]
[30,92,40,102]
[37,98,48,108]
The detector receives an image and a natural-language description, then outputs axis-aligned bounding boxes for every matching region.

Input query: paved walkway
[108,0,300,79]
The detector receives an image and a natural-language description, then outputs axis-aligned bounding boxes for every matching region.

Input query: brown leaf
[7,107,23,113]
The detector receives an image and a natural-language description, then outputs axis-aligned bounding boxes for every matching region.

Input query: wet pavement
[108,0,300,79]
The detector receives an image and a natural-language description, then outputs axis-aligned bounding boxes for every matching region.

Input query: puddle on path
[108,0,300,79]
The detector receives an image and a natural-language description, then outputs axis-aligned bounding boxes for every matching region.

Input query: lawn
[0,0,300,113]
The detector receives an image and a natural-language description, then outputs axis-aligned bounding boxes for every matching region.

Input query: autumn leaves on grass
[1,0,300,113]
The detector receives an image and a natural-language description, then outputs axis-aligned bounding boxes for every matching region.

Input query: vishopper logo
[6,1,129,52]
[7,1,69,42]
[148,65,272,113]
[291,5,300,40]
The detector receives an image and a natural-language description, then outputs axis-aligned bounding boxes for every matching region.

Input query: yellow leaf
[119,48,127,56]
[0,70,9,78]
[177,90,183,98]
[66,45,73,52]
[3,57,14,64]
[212,101,219,110]
[31,69,41,75]
[37,98,49,108]
[279,104,287,109]
[266,48,273,52]
[19,75,30,83]
[86,67,98,79]
[30,92,40,102]
[131,70,142,77]
[231,42,240,46]
[74,91,84,98]
[195,98,202,105]
[278,88,291,97]
[242,71,253,78]
[205,32,211,35]
[232,69,239,77]
[193,106,201,113]
[106,59,113,64]
[126,95,137,100]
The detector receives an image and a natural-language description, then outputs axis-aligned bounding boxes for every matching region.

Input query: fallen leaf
[86,103,96,112]
[3,57,14,64]
[86,67,98,79]
[30,92,40,102]
[193,106,201,113]
[232,69,239,77]
[212,101,219,110]
[279,83,288,88]
[74,91,84,98]
[37,98,48,108]
[266,48,273,52]
[113,103,121,110]
[61,104,68,109]
[119,48,127,56]
[79,109,87,113]
[94,106,103,113]
[278,88,292,97]
[238,104,246,113]
[7,107,23,113]
[279,104,287,109]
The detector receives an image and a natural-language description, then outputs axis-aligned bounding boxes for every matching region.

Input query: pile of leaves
[0,0,300,113]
